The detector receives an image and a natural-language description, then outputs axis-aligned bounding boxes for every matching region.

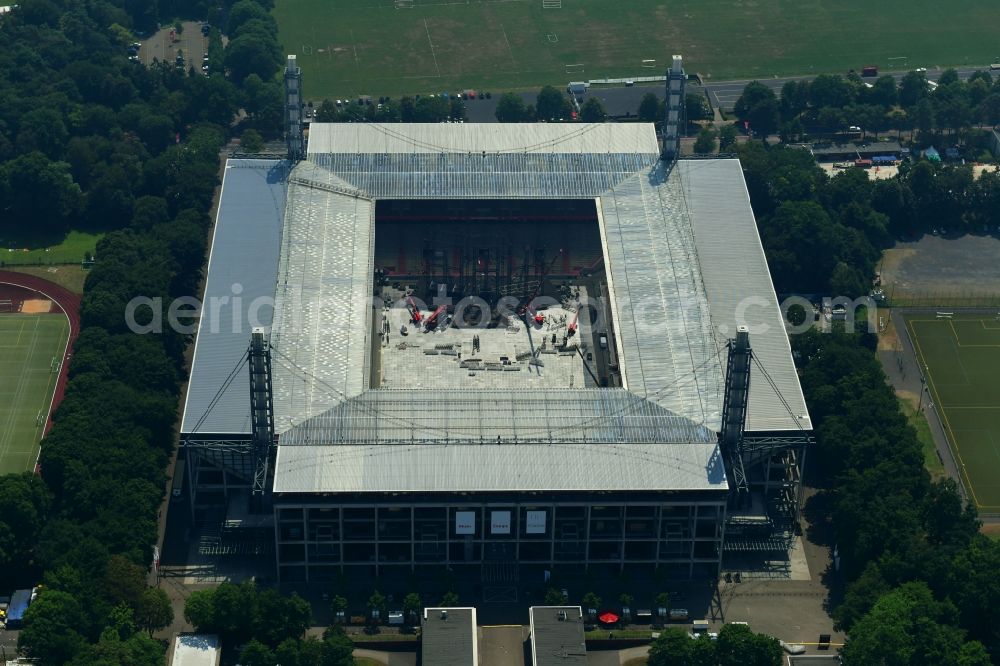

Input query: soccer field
[0,314,69,475]
[274,0,1000,99]
[907,314,1000,511]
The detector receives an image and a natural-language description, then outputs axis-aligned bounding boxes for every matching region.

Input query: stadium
[178,57,811,583]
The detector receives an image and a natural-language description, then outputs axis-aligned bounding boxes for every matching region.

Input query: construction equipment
[518,249,563,324]
[407,296,423,324]
[425,305,447,329]
[567,307,580,336]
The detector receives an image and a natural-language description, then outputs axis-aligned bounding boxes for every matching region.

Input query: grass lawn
[0,313,70,475]
[3,266,89,294]
[354,659,383,666]
[898,397,946,479]
[274,0,1000,99]
[0,230,102,267]
[906,314,1000,511]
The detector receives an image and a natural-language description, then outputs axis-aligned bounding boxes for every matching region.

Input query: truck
[6,589,32,629]
[861,65,878,77]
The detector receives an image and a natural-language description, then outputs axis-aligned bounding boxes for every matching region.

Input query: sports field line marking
[908,319,983,508]
[949,319,1000,347]
[500,24,519,73]
[423,19,442,78]
[30,318,66,456]
[0,317,40,467]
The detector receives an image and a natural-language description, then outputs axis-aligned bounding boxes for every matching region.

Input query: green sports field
[274,0,1000,99]
[907,314,1000,511]
[0,314,69,475]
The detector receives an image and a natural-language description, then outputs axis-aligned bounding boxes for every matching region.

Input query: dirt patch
[981,523,1000,539]
[877,312,900,351]
[20,299,52,314]
[881,235,1000,303]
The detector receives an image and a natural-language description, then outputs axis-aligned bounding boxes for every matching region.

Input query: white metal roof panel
[180,160,288,435]
[273,440,726,493]
[171,634,220,666]
[678,160,812,432]
[269,163,374,434]
[307,122,658,155]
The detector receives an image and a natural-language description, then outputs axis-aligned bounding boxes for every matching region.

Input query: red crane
[567,307,580,336]
[407,296,423,324]
[425,305,447,329]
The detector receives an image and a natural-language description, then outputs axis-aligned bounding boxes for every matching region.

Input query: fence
[887,288,1000,309]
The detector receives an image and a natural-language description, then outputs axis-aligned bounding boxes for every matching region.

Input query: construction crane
[407,295,423,324]
[424,304,447,329]
[567,306,580,337]
[518,249,562,325]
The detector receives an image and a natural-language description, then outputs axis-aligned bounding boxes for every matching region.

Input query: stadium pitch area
[274,0,1000,98]
[0,313,69,474]
[906,314,1000,511]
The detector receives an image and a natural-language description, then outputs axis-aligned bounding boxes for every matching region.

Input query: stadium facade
[179,122,811,582]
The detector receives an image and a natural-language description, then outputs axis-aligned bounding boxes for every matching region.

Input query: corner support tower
[662,54,685,162]
[720,326,751,496]
[284,55,304,161]
[249,327,275,498]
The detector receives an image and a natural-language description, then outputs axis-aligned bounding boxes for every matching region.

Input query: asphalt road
[706,66,992,112]
[461,66,996,122]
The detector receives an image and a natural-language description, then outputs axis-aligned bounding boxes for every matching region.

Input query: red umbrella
[598,612,620,624]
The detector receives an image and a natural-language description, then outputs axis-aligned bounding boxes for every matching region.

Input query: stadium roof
[180,160,289,435]
[181,124,810,494]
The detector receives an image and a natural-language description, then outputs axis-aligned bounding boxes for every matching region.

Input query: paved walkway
[880,309,974,510]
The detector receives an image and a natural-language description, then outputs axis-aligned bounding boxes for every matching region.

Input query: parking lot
[138,21,209,71]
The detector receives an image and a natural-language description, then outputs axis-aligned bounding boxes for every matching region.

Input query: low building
[529,606,587,666]
[170,634,221,666]
[422,607,478,666]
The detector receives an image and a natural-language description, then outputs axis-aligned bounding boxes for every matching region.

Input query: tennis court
[0,313,70,474]
[906,314,1000,511]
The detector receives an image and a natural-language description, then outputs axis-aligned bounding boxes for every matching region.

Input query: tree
[654,592,671,609]
[184,589,216,630]
[227,0,275,35]
[102,554,147,609]
[638,92,661,121]
[367,590,387,617]
[544,588,568,605]
[0,151,83,237]
[580,97,607,122]
[18,590,89,665]
[718,125,739,152]
[241,129,264,153]
[900,71,929,107]
[809,74,854,109]
[322,626,356,665]
[716,623,782,666]
[495,93,528,122]
[648,627,716,666]
[536,85,571,120]
[440,591,459,607]
[693,126,717,154]
[686,92,710,122]
[619,593,634,608]
[224,34,282,84]
[581,592,602,611]
[331,594,348,621]
[0,473,51,584]
[403,592,422,622]
[841,582,965,666]
[135,587,173,637]
[733,81,780,137]
[239,639,276,666]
